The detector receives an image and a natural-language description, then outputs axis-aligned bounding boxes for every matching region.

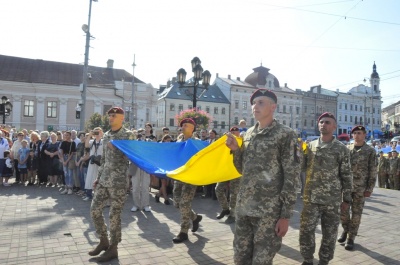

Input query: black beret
[351,125,366,133]
[250,89,277,104]
[318,112,336,123]
[107,107,124,115]
[180,118,196,127]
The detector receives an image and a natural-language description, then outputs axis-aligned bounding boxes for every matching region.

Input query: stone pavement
[0,183,400,265]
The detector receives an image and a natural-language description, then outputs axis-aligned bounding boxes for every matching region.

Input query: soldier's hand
[93,179,99,191]
[275,218,289,237]
[341,202,350,211]
[364,191,372,197]
[107,142,115,150]
[225,133,239,151]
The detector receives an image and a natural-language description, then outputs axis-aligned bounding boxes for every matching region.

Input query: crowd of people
[1,89,400,264]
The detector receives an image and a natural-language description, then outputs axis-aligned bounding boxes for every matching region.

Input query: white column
[11,95,22,127]
[58,98,68,131]
[36,96,45,131]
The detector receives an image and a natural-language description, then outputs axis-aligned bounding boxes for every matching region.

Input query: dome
[244,65,280,88]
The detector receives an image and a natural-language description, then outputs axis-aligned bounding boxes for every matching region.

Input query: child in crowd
[3,150,13,186]
[27,149,38,186]
[17,139,30,184]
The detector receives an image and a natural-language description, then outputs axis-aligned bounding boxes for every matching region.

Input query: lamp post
[177,57,211,110]
[0,96,13,125]
[79,0,97,131]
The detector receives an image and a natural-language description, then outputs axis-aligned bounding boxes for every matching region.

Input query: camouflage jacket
[348,143,377,193]
[377,156,388,174]
[97,127,133,188]
[233,120,300,219]
[303,138,352,206]
[388,157,400,175]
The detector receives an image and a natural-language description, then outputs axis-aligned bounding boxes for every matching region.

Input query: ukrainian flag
[111,135,241,185]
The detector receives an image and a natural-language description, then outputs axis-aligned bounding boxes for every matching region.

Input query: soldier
[299,112,352,265]
[88,107,133,262]
[338,125,377,251]
[377,151,388,188]
[172,118,202,243]
[225,89,300,265]
[215,127,241,224]
[388,150,400,190]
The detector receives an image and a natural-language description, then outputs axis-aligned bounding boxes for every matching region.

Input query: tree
[175,108,213,129]
[85,113,110,132]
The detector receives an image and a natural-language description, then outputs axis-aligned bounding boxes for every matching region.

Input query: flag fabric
[111,135,242,185]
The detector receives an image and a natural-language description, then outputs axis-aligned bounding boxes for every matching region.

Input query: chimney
[228,74,231,79]
[216,73,219,78]
[107,59,114,68]
[237,77,240,81]
[284,83,287,88]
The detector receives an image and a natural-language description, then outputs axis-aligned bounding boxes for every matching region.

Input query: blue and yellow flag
[111,135,242,185]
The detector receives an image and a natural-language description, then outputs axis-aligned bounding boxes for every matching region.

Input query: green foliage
[85,113,110,132]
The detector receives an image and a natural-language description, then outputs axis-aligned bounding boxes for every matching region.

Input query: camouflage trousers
[388,174,399,190]
[300,202,340,265]
[340,192,365,240]
[90,184,127,245]
[377,173,388,188]
[173,181,197,233]
[234,215,282,265]
[215,178,240,217]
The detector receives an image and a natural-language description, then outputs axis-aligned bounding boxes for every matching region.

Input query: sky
[1,0,399,107]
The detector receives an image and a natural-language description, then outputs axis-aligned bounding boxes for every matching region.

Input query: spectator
[2,150,13,186]
[84,128,103,201]
[144,123,157,142]
[26,149,38,186]
[59,131,76,195]
[10,132,23,183]
[17,139,30,184]
[154,134,172,205]
[44,133,62,187]
[37,131,50,185]
[75,132,87,196]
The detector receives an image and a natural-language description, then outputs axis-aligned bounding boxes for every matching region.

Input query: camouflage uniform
[377,156,388,188]
[340,143,377,241]
[215,178,241,217]
[388,156,400,190]
[300,138,352,265]
[173,135,199,234]
[232,120,300,265]
[90,127,133,245]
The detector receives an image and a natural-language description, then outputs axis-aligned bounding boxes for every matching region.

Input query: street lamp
[177,57,211,110]
[79,0,97,131]
[0,96,13,125]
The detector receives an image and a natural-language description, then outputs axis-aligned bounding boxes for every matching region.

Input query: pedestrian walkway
[0,183,399,265]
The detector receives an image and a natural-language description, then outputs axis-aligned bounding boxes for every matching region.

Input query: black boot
[345,239,354,250]
[216,209,230,219]
[192,215,203,232]
[172,232,188,243]
[337,232,347,243]
[96,244,118,262]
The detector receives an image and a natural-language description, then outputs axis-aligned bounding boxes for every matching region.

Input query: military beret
[379,151,383,154]
[230,126,239,132]
[250,89,277,104]
[180,118,196,127]
[391,150,398,154]
[351,125,366,133]
[107,107,124,115]
[318,112,336,123]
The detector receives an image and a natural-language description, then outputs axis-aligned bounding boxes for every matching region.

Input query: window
[339,115,342,122]
[345,104,347,110]
[283,105,286,113]
[355,105,358,111]
[197,105,202,111]
[213,121,218,128]
[169,118,174,126]
[103,104,112,116]
[304,119,307,127]
[221,108,226,114]
[304,106,307,113]
[373,107,375,114]
[350,116,353,122]
[242,101,247,110]
[214,107,218,114]
[345,115,347,122]
[350,104,353,111]
[47,101,57,118]
[311,120,314,127]
[277,105,280,113]
[373,118,375,124]
[268,80,272,88]
[295,122,299,128]
[206,106,210,113]
[234,117,239,125]
[360,106,362,112]
[178,104,183,112]
[289,106,293,113]
[24,100,34,117]
[283,120,286,125]
[170,104,175,111]
[368,118,370,124]
[235,100,239,109]
[355,116,358,124]
[296,107,300,115]
[311,107,314,114]
[339,103,342,110]
[360,117,363,124]
[221,121,226,129]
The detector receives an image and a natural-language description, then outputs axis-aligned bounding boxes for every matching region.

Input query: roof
[244,65,280,88]
[217,77,253,87]
[158,81,230,104]
[0,54,144,87]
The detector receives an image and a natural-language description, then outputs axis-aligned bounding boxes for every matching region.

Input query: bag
[67,142,76,169]
[90,155,102,166]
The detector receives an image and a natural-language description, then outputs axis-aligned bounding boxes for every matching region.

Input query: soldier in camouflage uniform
[215,126,241,224]
[88,107,133,262]
[388,150,400,190]
[338,126,377,251]
[172,118,203,243]
[377,151,388,188]
[299,112,352,265]
[226,89,300,265]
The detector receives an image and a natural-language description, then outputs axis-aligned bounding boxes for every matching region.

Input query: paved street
[0,183,400,265]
